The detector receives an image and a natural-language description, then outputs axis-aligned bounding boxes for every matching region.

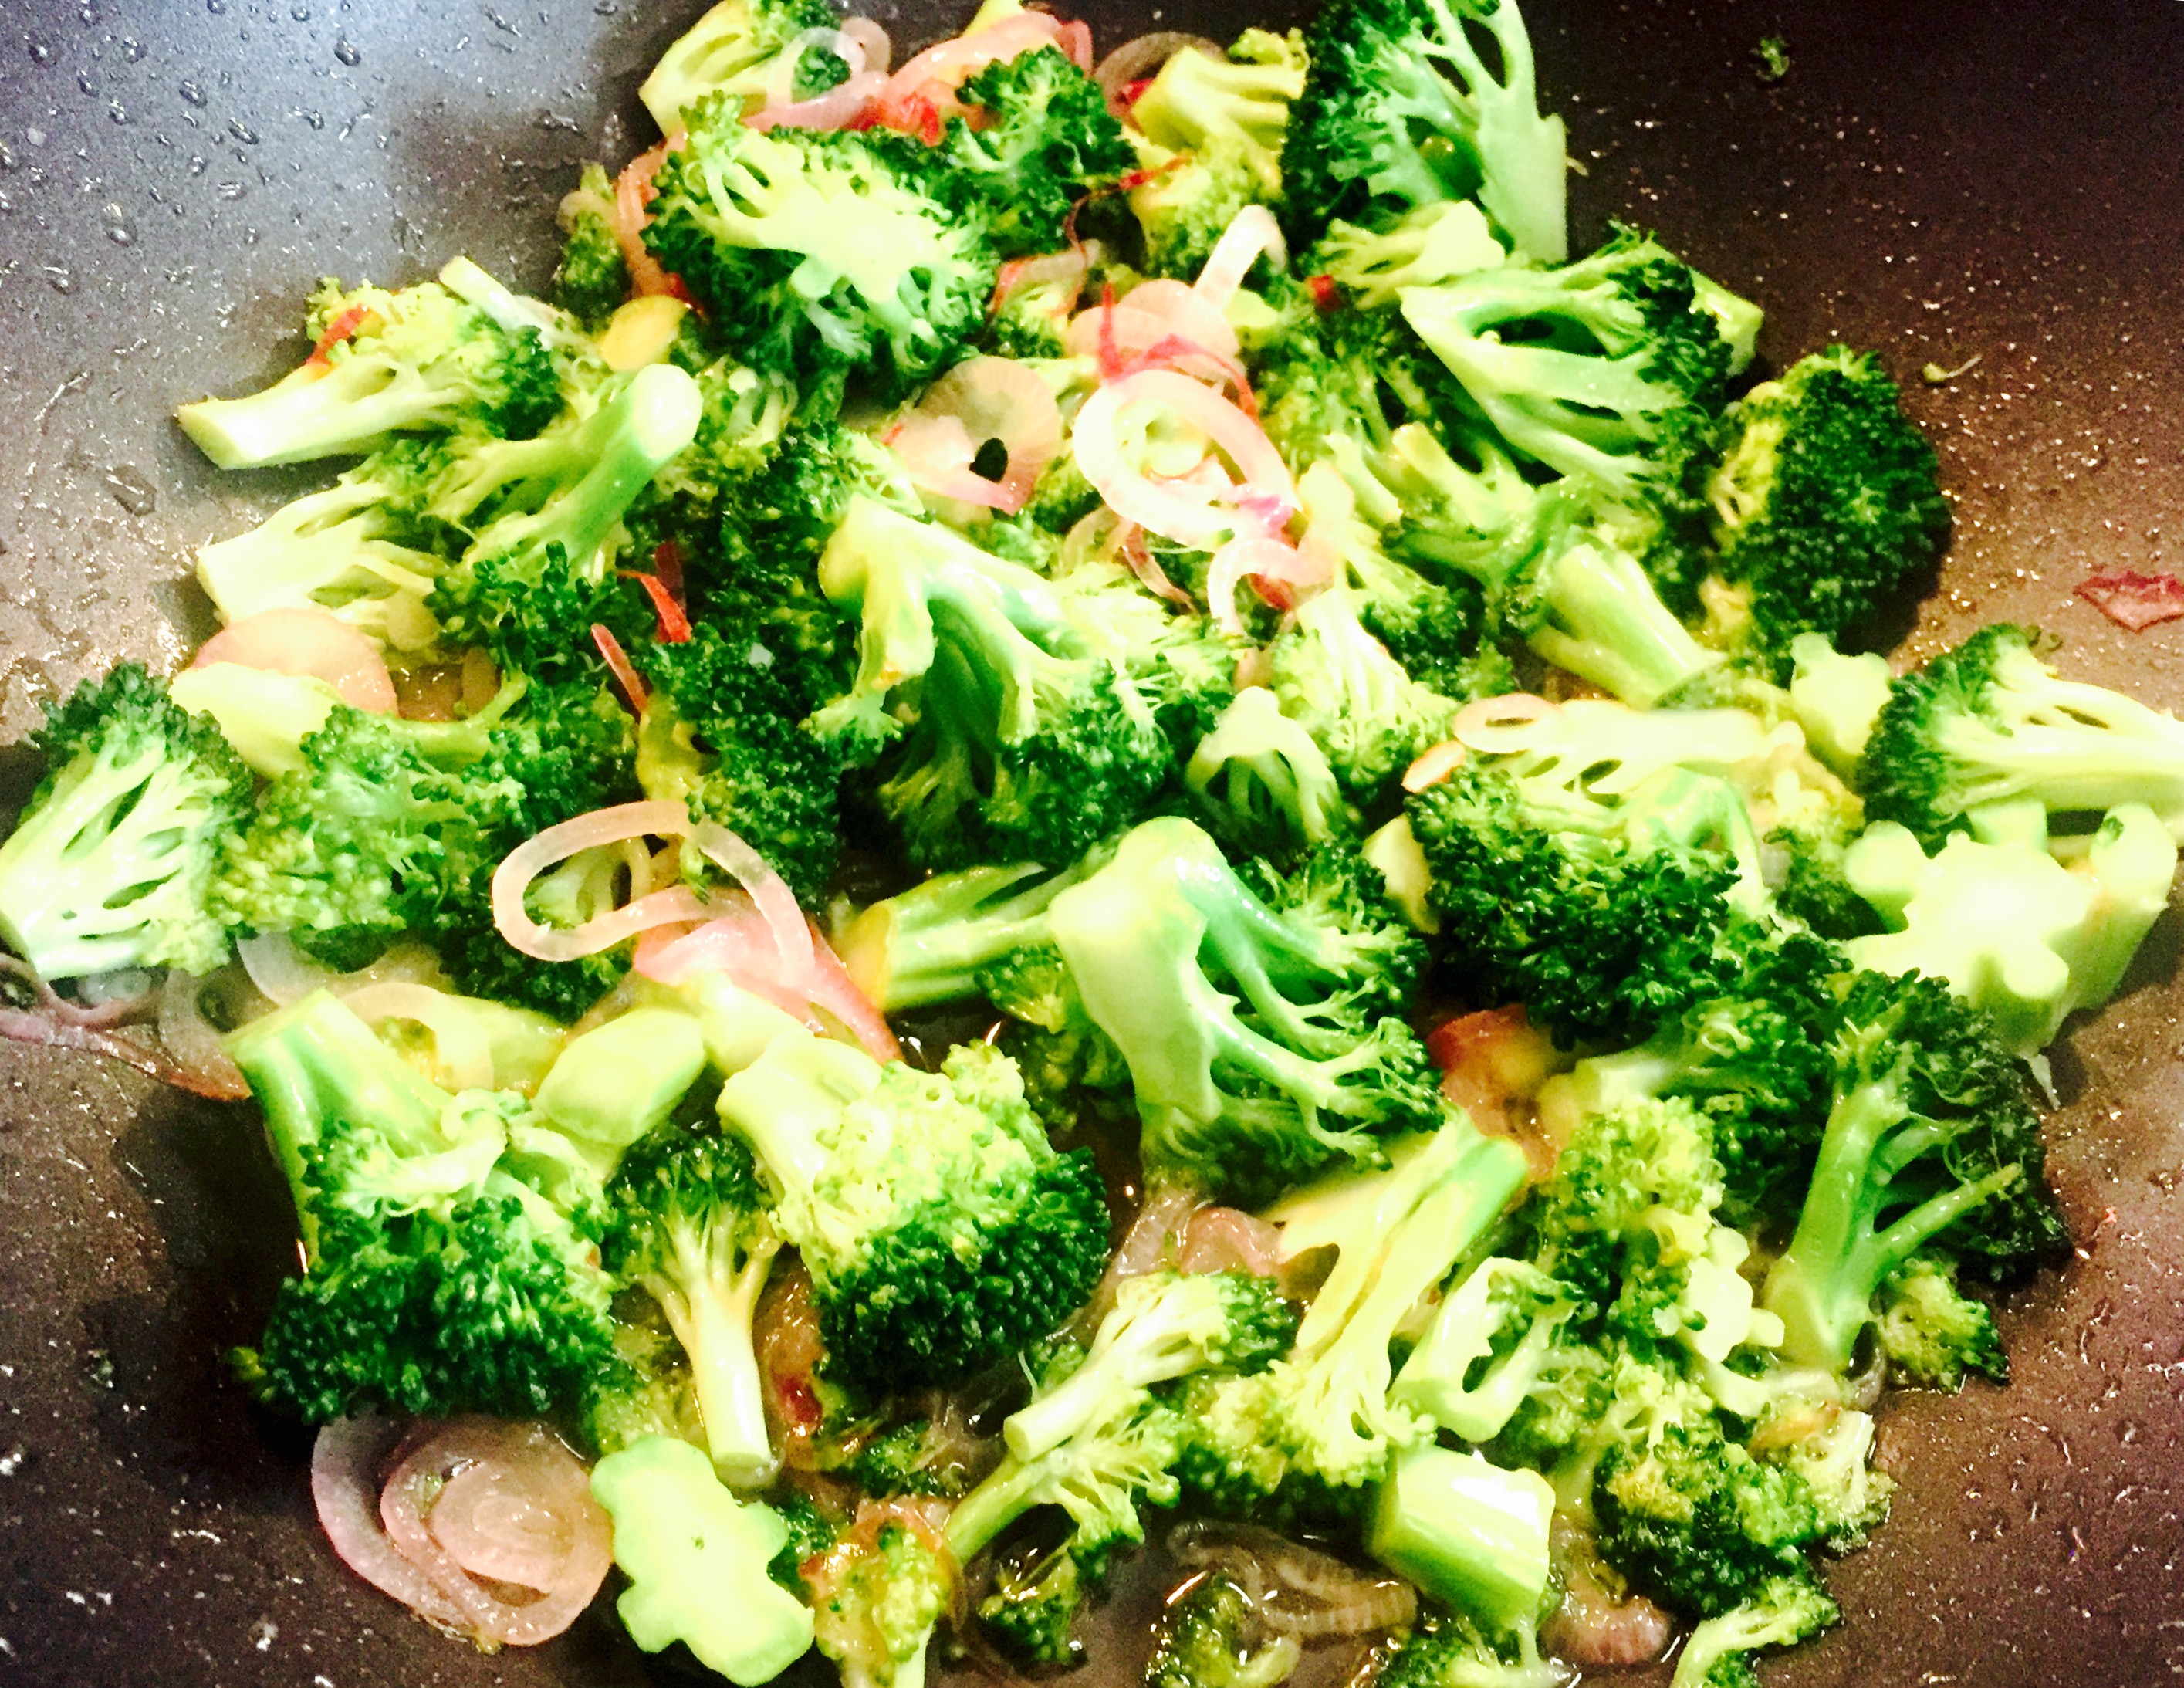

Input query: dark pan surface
[2,1,2182,1683]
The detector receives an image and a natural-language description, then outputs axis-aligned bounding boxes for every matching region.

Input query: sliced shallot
[884,357,1063,513]
[1072,368,1293,550]
[1092,32,1221,116]
[614,137,685,299]
[313,1416,472,1631]
[341,982,495,1092]
[745,69,885,131]
[1452,692,1561,756]
[492,800,710,963]
[868,12,1064,133]
[155,967,249,1100]
[1194,206,1287,313]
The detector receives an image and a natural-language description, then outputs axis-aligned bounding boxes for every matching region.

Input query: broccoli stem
[1761,1066,2023,1372]
[714,1030,885,1203]
[639,1221,782,1486]
[1528,540,1724,708]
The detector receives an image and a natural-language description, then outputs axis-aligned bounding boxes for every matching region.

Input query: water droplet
[0,189,14,215]
[77,71,100,96]
[43,265,73,293]
[333,38,360,66]
[0,141,15,170]
[251,1618,278,1652]
[593,0,618,12]
[227,117,257,144]
[206,0,226,13]
[100,201,133,244]
[187,154,207,175]
[107,100,127,124]
[291,2,310,16]
[121,37,145,62]
[0,1445,24,1477]
[215,180,245,200]
[79,3,99,22]
[25,126,46,147]
[179,78,206,107]
[297,108,323,130]
[28,39,54,65]
[104,465,155,516]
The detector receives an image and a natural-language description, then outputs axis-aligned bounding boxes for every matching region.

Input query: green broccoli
[644,112,999,401]
[1368,1443,1556,1632]
[1185,685,1354,857]
[604,1127,783,1486]
[1144,1575,1302,1688]
[1388,1257,1580,1443]
[716,1031,1109,1392]
[227,991,620,1420]
[1282,0,1565,260]
[1668,1577,1839,1688]
[1701,348,1950,674]
[0,665,248,982]
[637,0,850,133]
[176,260,573,469]
[1875,1253,2007,1390]
[1859,622,2184,847]
[798,1517,952,1688]
[553,162,631,324]
[941,48,1134,258]
[590,1435,817,1685]
[1374,1606,1567,1688]
[833,854,1100,1013]
[1310,199,1509,309]
[1046,817,1442,1199]
[1761,970,2069,1374]
[1127,31,1310,278]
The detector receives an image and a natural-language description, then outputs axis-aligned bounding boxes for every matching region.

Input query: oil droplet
[297,109,323,130]
[187,154,206,175]
[216,181,245,200]
[108,100,127,124]
[179,78,207,106]
[121,37,145,62]
[333,38,360,65]
[101,202,133,244]
[104,465,155,516]
[291,2,311,17]
[43,265,73,293]
[28,39,54,65]
[77,71,99,95]
[227,117,257,144]
[0,140,13,169]
[0,1444,24,1476]
[207,0,226,13]
[593,0,619,12]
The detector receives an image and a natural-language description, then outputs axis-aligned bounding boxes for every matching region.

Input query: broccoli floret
[1185,685,1354,858]
[941,49,1134,259]
[1283,0,1565,261]
[1255,298,1469,479]
[1006,1270,1296,1462]
[1401,227,1736,501]
[798,1517,952,1688]
[1593,1421,1831,1619]
[637,0,849,133]
[1256,1119,1531,1487]
[0,665,248,982]
[637,623,849,905]
[1668,1576,1839,1688]
[227,991,620,1420]
[1310,200,1509,310]
[1702,348,1950,674]
[1375,1606,1564,1688]
[812,498,1226,871]
[1388,1257,1580,1443]
[1842,803,2176,1059]
[834,854,1099,1012]
[424,363,705,658]
[1046,817,1442,1200]
[177,262,573,469]
[1875,1253,2007,1391]
[645,113,999,401]
[590,1435,818,1685]
[1760,970,2069,1374]
[553,162,631,325]
[617,358,799,578]
[211,675,632,951]
[1859,622,2184,847]
[604,1127,783,1486]
[1268,581,1461,807]
[1408,759,1750,1047]
[1787,631,1893,776]
[717,1033,1109,1392]
[1127,31,1310,278]
[836,1419,975,1499]
[1144,1575,1303,1688]
[191,441,459,657]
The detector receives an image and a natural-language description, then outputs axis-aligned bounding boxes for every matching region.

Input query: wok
[1,0,2180,1683]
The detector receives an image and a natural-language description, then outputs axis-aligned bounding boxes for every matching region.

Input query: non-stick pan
[2,1,2181,1683]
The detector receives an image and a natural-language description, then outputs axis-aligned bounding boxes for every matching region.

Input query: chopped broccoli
[1875,1253,2007,1390]
[1787,631,1894,776]
[1368,1443,1556,1631]
[1760,970,2068,1375]
[637,0,850,134]
[590,1435,817,1684]
[1375,1606,1567,1688]
[0,665,248,982]
[800,1517,952,1688]
[1859,622,2184,847]
[1268,580,1461,807]
[1400,227,1735,500]
[227,992,620,1420]
[1046,817,1442,1199]
[1144,1575,1303,1688]
[1127,31,1310,278]
[941,48,1134,259]
[177,262,571,469]
[644,113,999,401]
[716,1032,1109,1392]
[1668,1577,1838,1688]
[1185,685,1354,857]
[604,1127,783,1485]
[1389,1257,1579,1443]
[553,162,631,324]
[812,498,1226,870]
[1702,348,1950,674]
[833,854,1098,1012]
[1283,0,1566,261]
[1311,199,1509,310]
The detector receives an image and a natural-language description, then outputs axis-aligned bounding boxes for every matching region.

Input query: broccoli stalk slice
[177,263,565,469]
[1003,1270,1295,1462]
[606,1130,783,1486]
[835,857,1097,1013]
[1761,1053,2023,1373]
[0,665,248,981]
[1366,1443,1557,1632]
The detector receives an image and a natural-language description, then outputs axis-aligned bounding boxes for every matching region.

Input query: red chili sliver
[623,572,692,644]
[1306,273,1340,313]
[590,623,650,713]
[2077,569,2184,631]
[651,539,685,599]
[303,303,372,371]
